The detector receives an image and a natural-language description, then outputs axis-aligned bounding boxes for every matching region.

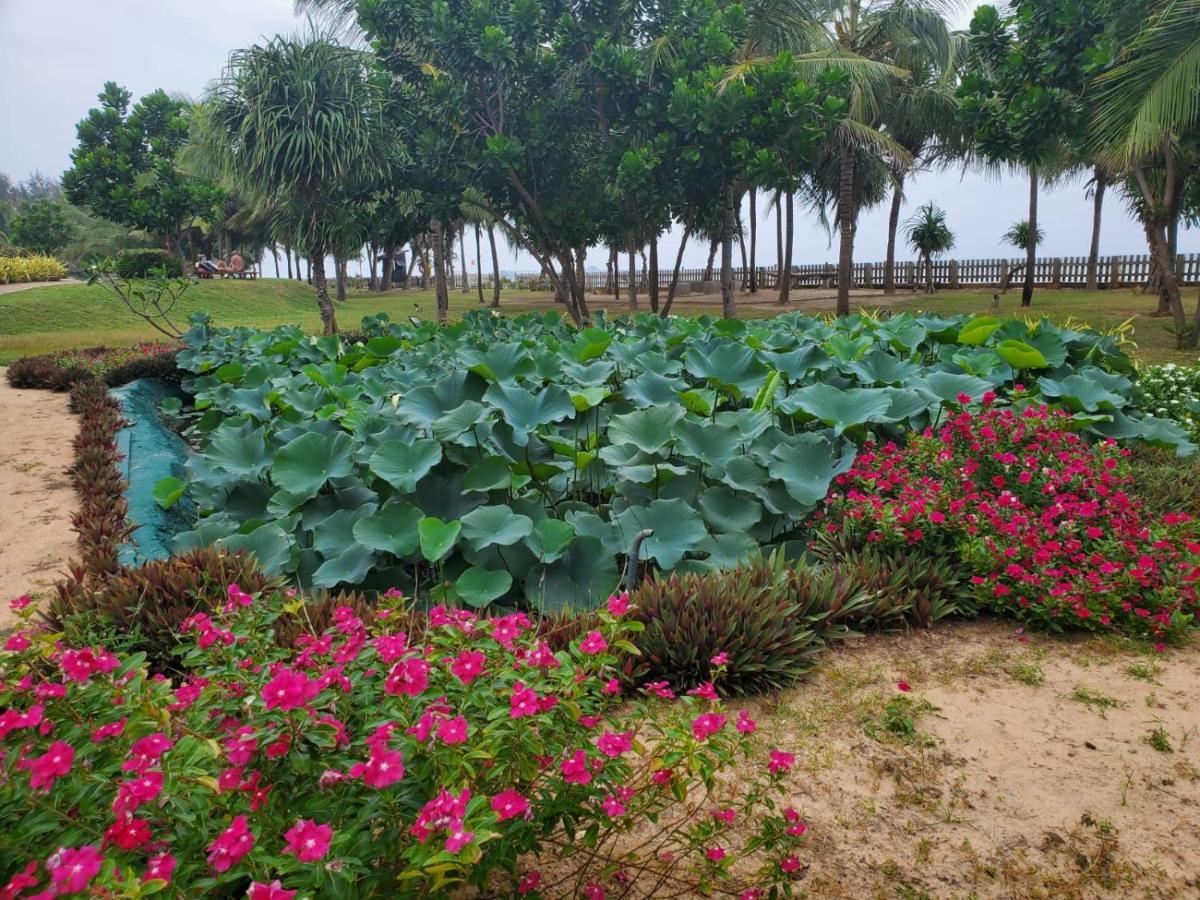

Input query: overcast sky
[1,0,1194,276]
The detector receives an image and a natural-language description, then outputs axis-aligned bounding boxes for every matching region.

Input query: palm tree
[903,202,954,293]
[198,34,388,334]
[1092,0,1200,344]
[1000,219,1044,291]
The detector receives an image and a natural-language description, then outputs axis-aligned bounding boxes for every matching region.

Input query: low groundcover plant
[0,590,807,898]
[819,397,1200,641]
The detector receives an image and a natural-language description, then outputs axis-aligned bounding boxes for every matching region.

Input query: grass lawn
[2,277,1196,365]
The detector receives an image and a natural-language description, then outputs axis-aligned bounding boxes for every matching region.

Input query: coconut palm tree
[1092,0,1200,344]
[903,201,954,292]
[197,34,389,334]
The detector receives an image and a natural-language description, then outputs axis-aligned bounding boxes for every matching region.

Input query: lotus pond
[161,309,1190,610]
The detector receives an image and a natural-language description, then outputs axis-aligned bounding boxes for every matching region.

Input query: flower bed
[1136,360,1200,442]
[6,343,179,392]
[0,590,808,897]
[0,255,67,284]
[818,399,1200,641]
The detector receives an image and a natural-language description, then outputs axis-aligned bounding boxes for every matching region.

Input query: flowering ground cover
[6,342,178,391]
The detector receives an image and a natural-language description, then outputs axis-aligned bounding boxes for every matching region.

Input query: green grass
[2,278,1195,365]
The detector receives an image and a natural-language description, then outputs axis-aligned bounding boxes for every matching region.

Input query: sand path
[0,370,77,626]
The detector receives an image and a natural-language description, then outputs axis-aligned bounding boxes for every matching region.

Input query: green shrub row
[0,254,67,283]
[113,247,183,278]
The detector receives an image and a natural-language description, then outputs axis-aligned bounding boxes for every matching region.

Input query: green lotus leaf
[312,544,376,589]
[698,485,763,533]
[780,384,893,435]
[483,383,575,445]
[153,476,186,509]
[418,516,461,562]
[1037,374,1126,412]
[614,498,708,570]
[462,343,535,383]
[218,523,293,576]
[914,372,993,405]
[369,439,443,493]
[455,566,513,608]
[461,504,534,550]
[353,501,423,558]
[271,430,355,502]
[956,316,1002,346]
[463,455,513,492]
[431,400,489,442]
[994,339,1048,370]
[525,536,619,613]
[767,433,855,506]
[525,518,576,563]
[674,419,743,467]
[607,406,684,454]
[206,428,272,479]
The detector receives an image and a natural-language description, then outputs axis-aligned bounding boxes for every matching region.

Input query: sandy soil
[0,278,82,295]
[0,370,77,625]
[758,621,1200,899]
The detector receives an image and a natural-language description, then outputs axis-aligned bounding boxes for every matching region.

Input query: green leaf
[767,433,854,506]
[995,339,1048,370]
[607,406,685,454]
[312,544,376,588]
[525,518,576,563]
[271,431,355,502]
[463,456,513,492]
[569,387,610,412]
[957,316,1002,346]
[369,439,443,493]
[525,536,618,613]
[218,524,293,575]
[206,428,272,478]
[780,384,893,435]
[455,566,513,608]
[153,476,186,509]
[461,504,534,550]
[698,485,763,533]
[483,383,575,445]
[353,501,423,557]
[674,419,743,467]
[215,362,245,383]
[419,516,461,563]
[614,498,708,570]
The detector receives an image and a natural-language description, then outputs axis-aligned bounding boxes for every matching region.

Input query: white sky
[1,0,1194,277]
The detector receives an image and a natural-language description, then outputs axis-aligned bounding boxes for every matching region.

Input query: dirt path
[757,621,1200,898]
[0,370,77,625]
[0,278,82,295]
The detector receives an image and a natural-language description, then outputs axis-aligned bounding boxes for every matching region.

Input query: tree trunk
[627,245,638,311]
[721,184,736,319]
[285,244,293,280]
[271,245,280,278]
[475,223,485,304]
[883,175,904,294]
[648,236,660,313]
[925,253,934,294]
[1022,168,1037,308]
[381,244,395,291]
[432,220,449,324]
[459,221,470,293]
[703,236,718,282]
[775,190,783,286]
[748,187,758,292]
[836,150,855,317]
[778,190,794,304]
[367,242,378,291]
[335,256,347,302]
[304,255,312,285]
[1086,169,1106,291]
[663,225,691,316]
[488,224,501,308]
[312,244,337,335]
[736,198,748,287]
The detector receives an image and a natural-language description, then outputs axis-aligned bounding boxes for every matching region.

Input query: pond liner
[109,378,194,566]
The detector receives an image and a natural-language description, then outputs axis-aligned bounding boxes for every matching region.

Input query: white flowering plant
[1137,362,1200,440]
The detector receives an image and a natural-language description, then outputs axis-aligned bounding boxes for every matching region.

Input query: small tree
[903,202,955,293]
[1000,219,1045,292]
[10,199,76,255]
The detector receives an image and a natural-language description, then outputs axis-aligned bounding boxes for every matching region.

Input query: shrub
[5,343,179,392]
[66,379,130,581]
[1127,445,1200,518]
[45,548,284,674]
[818,402,1200,641]
[0,591,811,897]
[114,248,183,279]
[1136,361,1200,441]
[630,554,858,695]
[0,254,67,283]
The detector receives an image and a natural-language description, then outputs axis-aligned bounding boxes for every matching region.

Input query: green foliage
[169,308,1181,608]
[62,82,219,246]
[0,254,67,283]
[45,548,284,675]
[630,556,838,696]
[9,198,76,255]
[113,248,182,278]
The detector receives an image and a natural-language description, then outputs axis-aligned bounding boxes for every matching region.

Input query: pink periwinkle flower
[207,815,255,873]
[283,819,332,862]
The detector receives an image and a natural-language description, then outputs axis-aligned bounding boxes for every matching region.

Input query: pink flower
[247,881,297,900]
[2,861,38,897]
[780,855,802,873]
[710,651,730,666]
[437,715,469,746]
[9,595,32,612]
[207,815,255,873]
[445,824,474,854]
[262,668,321,711]
[23,740,74,792]
[706,846,726,862]
[60,647,118,682]
[351,747,405,788]
[735,709,757,734]
[600,794,626,817]
[595,730,633,758]
[113,771,163,815]
[491,788,530,822]
[561,749,592,785]
[579,631,608,655]
[606,592,630,617]
[411,787,471,844]
[688,682,719,701]
[518,871,542,895]
[225,582,254,611]
[643,680,675,700]
[691,712,727,741]
[4,632,30,652]
[584,882,606,900]
[104,816,152,851]
[284,819,332,862]
[384,657,430,697]
[449,649,486,684]
[509,681,540,718]
[601,678,621,696]
[712,807,736,824]
[768,749,795,775]
[48,845,102,894]
[123,733,173,773]
[651,768,673,785]
[897,681,911,693]
[144,852,176,884]
[91,718,127,743]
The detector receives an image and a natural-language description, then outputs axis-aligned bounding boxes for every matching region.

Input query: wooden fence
[450,253,1200,293]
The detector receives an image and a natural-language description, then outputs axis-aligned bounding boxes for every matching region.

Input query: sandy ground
[756,620,1200,899]
[0,278,82,295]
[0,369,77,625]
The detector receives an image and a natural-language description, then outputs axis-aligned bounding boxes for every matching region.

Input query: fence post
[822,264,834,289]
[949,259,960,289]
[1051,258,1062,289]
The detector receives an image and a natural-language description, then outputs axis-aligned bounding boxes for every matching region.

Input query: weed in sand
[1126,661,1162,683]
[864,696,938,746]
[1071,684,1123,716]
[1144,724,1174,754]
[1009,660,1045,686]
